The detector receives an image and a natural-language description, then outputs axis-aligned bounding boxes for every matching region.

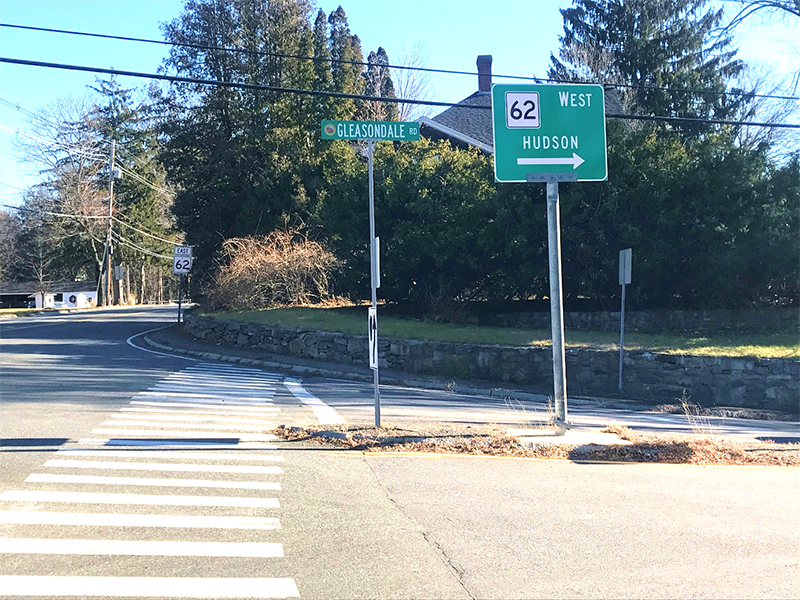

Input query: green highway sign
[491,83,608,182]
[321,120,420,141]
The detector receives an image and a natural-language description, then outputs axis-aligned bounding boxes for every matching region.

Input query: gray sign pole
[177,274,184,323]
[528,173,573,435]
[618,281,625,390]
[546,181,568,434]
[367,140,381,427]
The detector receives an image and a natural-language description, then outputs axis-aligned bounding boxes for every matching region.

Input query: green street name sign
[491,83,608,182]
[321,120,420,141]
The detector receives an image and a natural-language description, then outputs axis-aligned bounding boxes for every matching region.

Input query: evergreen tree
[327,5,365,118]
[549,0,745,134]
[311,9,334,122]
[359,47,398,121]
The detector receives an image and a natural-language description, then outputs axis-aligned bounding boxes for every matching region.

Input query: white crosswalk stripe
[137,391,278,404]
[0,511,281,530]
[109,413,277,424]
[90,429,280,440]
[27,472,283,490]
[56,449,285,461]
[79,438,279,449]
[0,362,302,599]
[0,490,281,508]
[100,420,276,431]
[129,400,280,412]
[0,538,285,557]
[0,576,300,598]
[44,459,284,474]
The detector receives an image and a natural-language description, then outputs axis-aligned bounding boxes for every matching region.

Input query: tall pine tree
[549,0,744,134]
[359,47,398,121]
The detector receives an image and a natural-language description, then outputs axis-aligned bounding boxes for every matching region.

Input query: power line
[1,21,797,102]
[0,22,543,83]
[0,56,474,111]
[0,203,107,219]
[0,96,37,119]
[2,56,799,130]
[117,165,173,198]
[112,216,181,246]
[0,123,106,161]
[1,96,174,197]
[112,230,173,260]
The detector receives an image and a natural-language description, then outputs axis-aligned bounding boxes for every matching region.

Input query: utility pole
[104,139,116,306]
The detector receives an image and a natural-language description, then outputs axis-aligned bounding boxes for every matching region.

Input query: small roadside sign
[173,245,193,274]
[172,256,192,275]
[368,306,378,370]
[619,248,632,285]
[321,120,420,141]
[491,83,608,182]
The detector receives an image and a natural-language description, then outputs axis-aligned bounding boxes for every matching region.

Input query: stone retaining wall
[488,307,798,335]
[184,315,799,413]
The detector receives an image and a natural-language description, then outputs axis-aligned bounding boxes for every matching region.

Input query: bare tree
[13,96,109,281]
[719,1,800,92]
[725,0,799,29]
[731,62,800,157]
[392,42,437,121]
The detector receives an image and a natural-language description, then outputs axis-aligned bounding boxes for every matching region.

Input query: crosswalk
[0,362,339,598]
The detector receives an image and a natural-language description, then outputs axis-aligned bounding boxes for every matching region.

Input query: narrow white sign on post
[374,237,380,289]
[618,248,632,391]
[368,306,378,370]
[619,248,632,285]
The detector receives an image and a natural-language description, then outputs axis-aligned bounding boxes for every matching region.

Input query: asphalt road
[1,306,798,599]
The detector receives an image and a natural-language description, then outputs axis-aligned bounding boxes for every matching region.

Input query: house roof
[420,91,494,153]
[0,281,97,295]
[419,86,624,154]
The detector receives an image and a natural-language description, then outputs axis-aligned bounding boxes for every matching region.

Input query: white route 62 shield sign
[172,255,192,274]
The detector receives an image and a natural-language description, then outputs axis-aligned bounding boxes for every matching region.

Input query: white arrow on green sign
[491,83,608,182]
[321,120,420,141]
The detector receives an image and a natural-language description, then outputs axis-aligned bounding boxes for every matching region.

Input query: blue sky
[0,0,796,205]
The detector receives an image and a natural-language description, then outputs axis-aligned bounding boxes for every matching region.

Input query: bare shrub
[206,230,339,311]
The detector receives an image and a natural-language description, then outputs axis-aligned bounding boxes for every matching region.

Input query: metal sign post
[618,248,632,392]
[177,274,184,323]
[528,173,574,435]
[367,139,381,427]
[321,120,420,428]
[493,83,608,435]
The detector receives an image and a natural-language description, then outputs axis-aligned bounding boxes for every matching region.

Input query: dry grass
[651,403,796,422]
[274,422,800,466]
[206,230,339,311]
